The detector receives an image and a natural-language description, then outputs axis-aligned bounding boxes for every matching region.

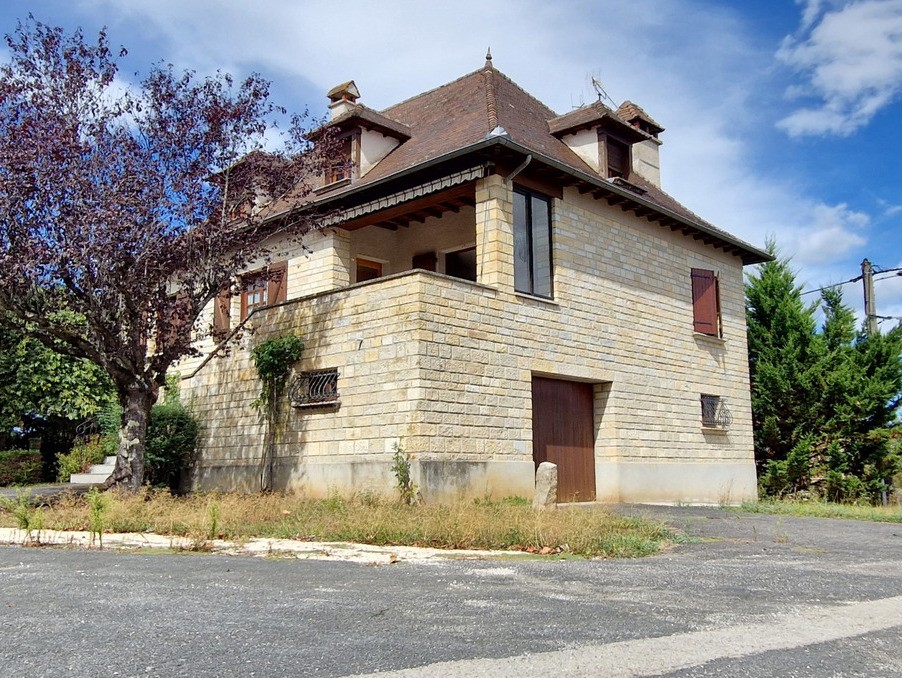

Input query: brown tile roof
[332,65,603,186]
[328,104,410,139]
[616,101,664,134]
[547,102,645,143]
[268,63,767,262]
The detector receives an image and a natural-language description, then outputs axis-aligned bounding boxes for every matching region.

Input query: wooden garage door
[531,377,596,502]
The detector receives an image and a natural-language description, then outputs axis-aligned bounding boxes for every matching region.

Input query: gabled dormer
[319,81,411,190]
[548,101,663,188]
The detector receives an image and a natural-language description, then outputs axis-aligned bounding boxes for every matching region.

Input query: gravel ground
[1,505,900,677]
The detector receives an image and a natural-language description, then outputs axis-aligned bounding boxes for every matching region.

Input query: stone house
[178,56,770,504]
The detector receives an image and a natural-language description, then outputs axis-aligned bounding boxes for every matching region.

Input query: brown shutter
[268,261,288,305]
[691,268,718,335]
[412,251,437,271]
[213,288,231,339]
[606,138,629,178]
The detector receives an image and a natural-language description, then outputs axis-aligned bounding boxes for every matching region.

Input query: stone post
[533,461,558,509]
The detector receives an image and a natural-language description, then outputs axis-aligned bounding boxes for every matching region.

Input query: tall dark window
[513,189,552,298]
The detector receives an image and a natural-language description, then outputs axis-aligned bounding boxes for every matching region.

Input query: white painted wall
[360,129,400,176]
[561,129,600,173]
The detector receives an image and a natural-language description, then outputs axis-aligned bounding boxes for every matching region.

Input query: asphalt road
[1,506,901,677]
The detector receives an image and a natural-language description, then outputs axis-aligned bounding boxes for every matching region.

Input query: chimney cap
[327,81,360,104]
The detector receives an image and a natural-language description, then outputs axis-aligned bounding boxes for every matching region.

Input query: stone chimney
[327,81,360,120]
[617,101,664,187]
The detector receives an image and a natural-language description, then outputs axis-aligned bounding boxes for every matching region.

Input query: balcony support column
[475,173,514,292]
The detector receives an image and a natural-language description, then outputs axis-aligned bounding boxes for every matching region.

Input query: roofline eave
[269,136,772,265]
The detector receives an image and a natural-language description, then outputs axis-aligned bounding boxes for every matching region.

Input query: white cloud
[777,0,902,136]
[65,0,879,293]
[789,203,869,265]
[877,198,902,217]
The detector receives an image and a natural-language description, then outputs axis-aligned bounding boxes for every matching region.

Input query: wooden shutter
[412,251,437,272]
[212,288,231,340]
[691,268,719,336]
[268,261,288,305]
[606,138,629,178]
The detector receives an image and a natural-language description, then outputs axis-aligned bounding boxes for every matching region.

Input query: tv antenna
[591,76,616,107]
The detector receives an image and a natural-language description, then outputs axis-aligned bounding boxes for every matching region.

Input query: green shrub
[145,402,199,492]
[55,436,107,482]
[759,436,813,498]
[0,449,42,486]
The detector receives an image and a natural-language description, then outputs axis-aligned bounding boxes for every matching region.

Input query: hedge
[0,449,42,486]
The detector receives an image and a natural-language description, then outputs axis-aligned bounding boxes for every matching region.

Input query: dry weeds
[0,490,672,558]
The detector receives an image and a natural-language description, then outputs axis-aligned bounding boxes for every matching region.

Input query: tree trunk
[260,402,279,492]
[106,385,156,492]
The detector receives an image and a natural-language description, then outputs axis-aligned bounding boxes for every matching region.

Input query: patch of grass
[737,499,902,523]
[0,491,672,559]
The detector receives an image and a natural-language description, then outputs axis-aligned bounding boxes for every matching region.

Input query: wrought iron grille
[289,368,339,407]
[700,395,732,429]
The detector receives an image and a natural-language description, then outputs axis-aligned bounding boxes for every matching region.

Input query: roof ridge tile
[483,66,498,130]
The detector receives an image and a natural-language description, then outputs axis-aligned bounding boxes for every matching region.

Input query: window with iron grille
[700,394,732,429]
[290,368,339,408]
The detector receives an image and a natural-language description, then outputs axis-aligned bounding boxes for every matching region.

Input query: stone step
[68,461,115,485]
[103,456,117,466]
[69,471,110,484]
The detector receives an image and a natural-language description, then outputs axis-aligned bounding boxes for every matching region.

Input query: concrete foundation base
[191,458,537,502]
[191,457,757,506]
[595,460,758,505]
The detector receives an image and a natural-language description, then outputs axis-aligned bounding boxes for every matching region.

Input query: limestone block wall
[405,185,755,504]
[177,228,351,378]
[183,274,427,493]
[181,175,757,504]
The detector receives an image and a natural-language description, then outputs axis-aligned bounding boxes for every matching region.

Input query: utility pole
[861,258,878,336]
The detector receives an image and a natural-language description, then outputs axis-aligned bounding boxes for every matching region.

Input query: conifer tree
[747,243,902,502]
[745,242,821,473]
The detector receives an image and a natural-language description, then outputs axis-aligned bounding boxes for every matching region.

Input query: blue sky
[3,0,901,325]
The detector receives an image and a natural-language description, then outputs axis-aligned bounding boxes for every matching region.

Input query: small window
[327,137,353,184]
[290,368,340,408]
[701,394,732,429]
[444,246,477,282]
[691,268,721,337]
[356,258,383,283]
[242,273,268,316]
[240,261,287,320]
[412,251,437,272]
[513,189,553,297]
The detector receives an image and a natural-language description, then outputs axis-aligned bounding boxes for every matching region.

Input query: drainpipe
[505,154,532,187]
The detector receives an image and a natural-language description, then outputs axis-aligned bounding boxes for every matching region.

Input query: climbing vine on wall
[252,335,304,410]
[251,334,303,491]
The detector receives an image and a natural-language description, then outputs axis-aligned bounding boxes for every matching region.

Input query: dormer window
[327,136,353,184]
[605,137,629,179]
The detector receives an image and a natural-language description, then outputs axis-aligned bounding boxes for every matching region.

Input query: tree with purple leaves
[0,18,331,491]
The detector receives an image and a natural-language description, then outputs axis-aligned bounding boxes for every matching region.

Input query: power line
[801,269,902,296]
